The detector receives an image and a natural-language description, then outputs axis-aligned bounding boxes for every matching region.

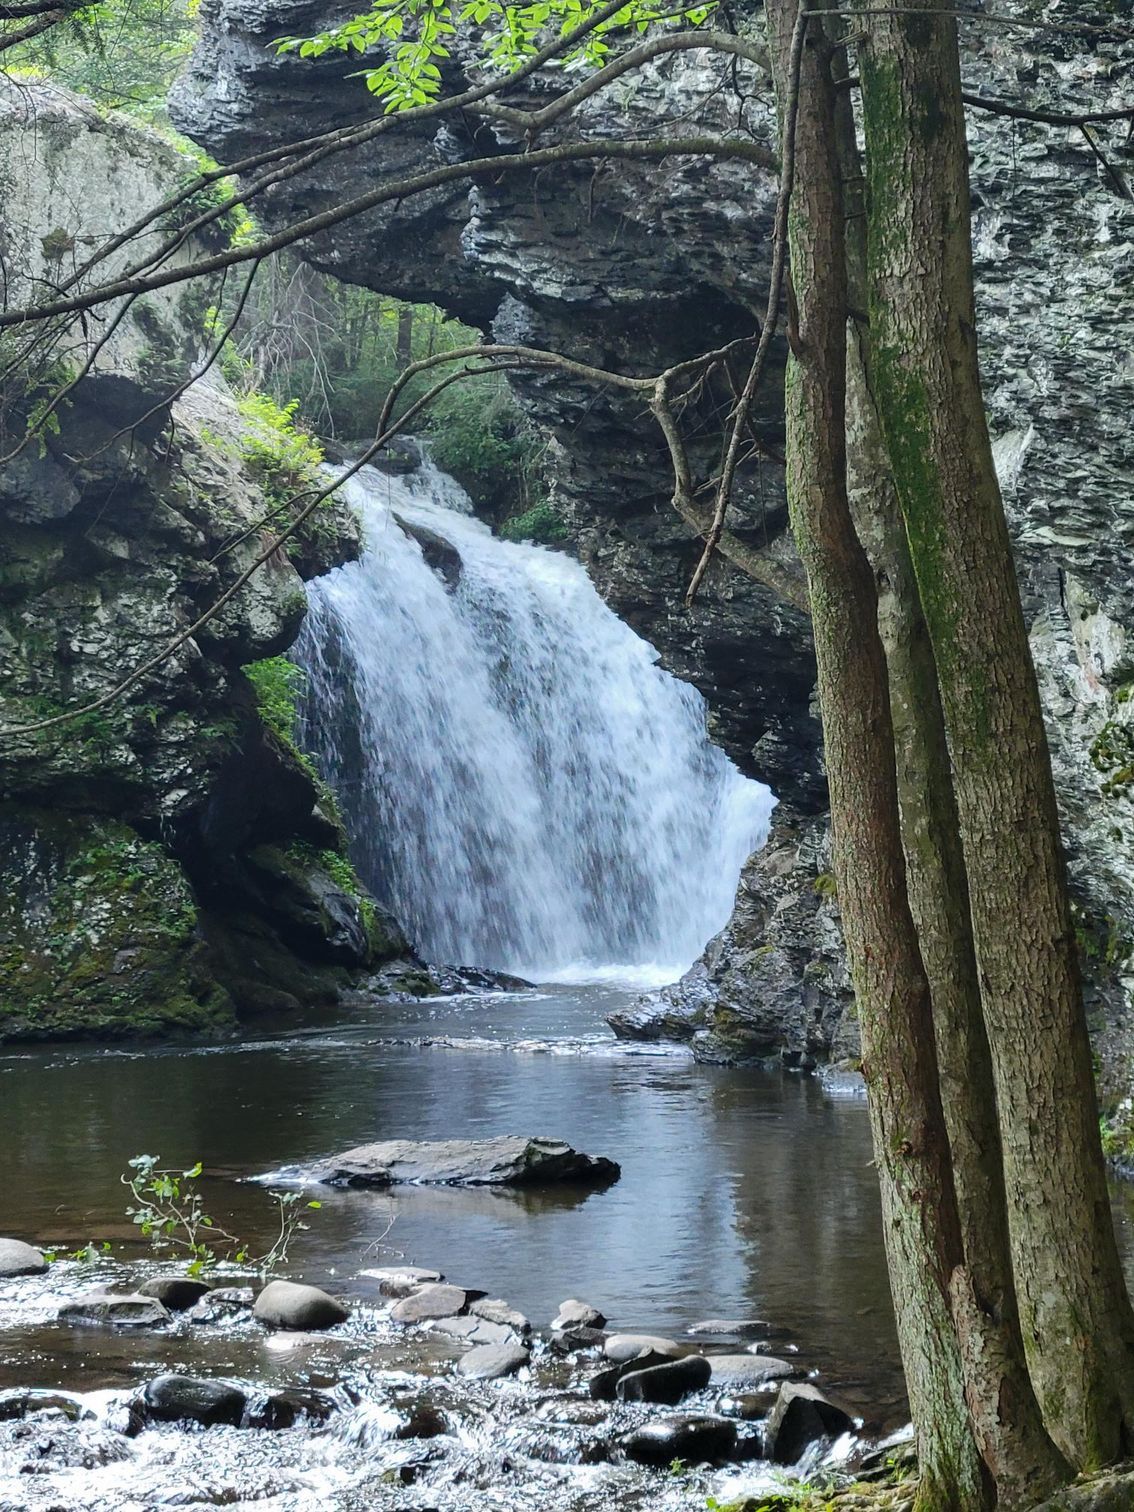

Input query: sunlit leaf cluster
[275,0,717,112]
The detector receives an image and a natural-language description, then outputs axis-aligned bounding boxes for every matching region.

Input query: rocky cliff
[0,81,404,1038]
[171,0,1134,1102]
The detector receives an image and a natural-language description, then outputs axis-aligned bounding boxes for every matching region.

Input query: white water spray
[295,458,774,984]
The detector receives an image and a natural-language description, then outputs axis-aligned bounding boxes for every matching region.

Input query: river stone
[59,1289,171,1328]
[764,1382,856,1464]
[0,1389,86,1421]
[717,1393,772,1421]
[456,1341,530,1379]
[143,1374,246,1427]
[253,1280,349,1331]
[310,1137,619,1189]
[0,1238,48,1277]
[395,1401,450,1439]
[434,1315,512,1347]
[588,1350,676,1401]
[245,1387,338,1429]
[390,1283,470,1324]
[707,1353,796,1388]
[189,1286,255,1324]
[138,1276,211,1311]
[603,1333,682,1363]
[551,1325,607,1354]
[363,1265,444,1297]
[469,1297,530,1334]
[615,1355,712,1405]
[687,1318,773,1338]
[552,1299,606,1330]
[620,1415,737,1467]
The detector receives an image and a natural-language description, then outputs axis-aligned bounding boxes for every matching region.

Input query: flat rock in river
[390,1283,471,1324]
[309,1137,620,1189]
[603,1333,682,1363]
[707,1354,797,1388]
[361,1265,444,1297]
[457,1341,530,1379]
[58,1290,171,1328]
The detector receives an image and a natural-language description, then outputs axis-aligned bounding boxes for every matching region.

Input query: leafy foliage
[498,498,567,544]
[123,1153,321,1276]
[243,657,307,747]
[276,0,717,111]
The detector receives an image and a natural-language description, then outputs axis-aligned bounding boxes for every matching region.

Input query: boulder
[552,1298,606,1330]
[0,1389,85,1421]
[0,1238,48,1277]
[469,1298,530,1334]
[362,1265,444,1297]
[707,1354,796,1389]
[253,1280,348,1331]
[551,1325,607,1353]
[143,1374,246,1427]
[310,1136,619,1189]
[687,1318,774,1338]
[138,1276,212,1311]
[189,1285,254,1324]
[764,1382,857,1464]
[390,1283,470,1324]
[457,1341,530,1380]
[58,1289,171,1328]
[616,1355,712,1405]
[620,1415,737,1468]
[603,1333,682,1363]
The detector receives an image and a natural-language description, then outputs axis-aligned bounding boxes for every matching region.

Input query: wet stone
[0,1389,86,1422]
[552,1298,606,1330]
[588,1350,676,1401]
[189,1286,255,1325]
[362,1265,444,1298]
[58,1289,171,1328]
[603,1333,683,1363]
[456,1341,530,1379]
[143,1374,247,1427]
[0,1238,48,1277]
[434,1315,512,1347]
[245,1387,338,1429]
[707,1354,796,1389]
[616,1355,712,1405]
[395,1401,449,1439]
[717,1392,773,1421]
[764,1382,856,1464]
[551,1325,607,1353]
[138,1276,212,1311]
[469,1297,530,1334]
[390,1283,469,1324]
[687,1318,773,1338]
[253,1280,349,1331]
[620,1414,737,1468]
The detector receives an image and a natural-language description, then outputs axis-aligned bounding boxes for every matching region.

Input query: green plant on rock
[243,656,306,747]
[235,390,324,502]
[123,1154,321,1277]
[499,500,568,545]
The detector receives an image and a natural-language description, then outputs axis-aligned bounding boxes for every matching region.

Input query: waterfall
[294,457,774,985]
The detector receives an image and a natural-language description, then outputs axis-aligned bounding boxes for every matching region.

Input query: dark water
[0,985,905,1413]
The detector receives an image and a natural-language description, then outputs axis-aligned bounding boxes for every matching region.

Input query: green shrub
[499,500,568,545]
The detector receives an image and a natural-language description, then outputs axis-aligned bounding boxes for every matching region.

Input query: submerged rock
[245,1388,338,1429]
[58,1290,171,1328]
[310,1136,619,1189]
[253,1281,348,1331]
[620,1414,737,1468]
[362,1265,445,1297]
[0,1239,47,1277]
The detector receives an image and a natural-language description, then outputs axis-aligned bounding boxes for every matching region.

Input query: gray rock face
[143,1374,246,1427]
[0,1239,47,1277]
[456,1341,530,1380]
[551,1299,607,1331]
[433,1315,513,1347]
[252,1280,349,1331]
[173,0,1134,1099]
[58,1290,171,1328]
[468,1298,531,1335]
[312,1137,619,1189]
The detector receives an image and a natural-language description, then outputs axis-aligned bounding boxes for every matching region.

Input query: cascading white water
[294,457,774,985]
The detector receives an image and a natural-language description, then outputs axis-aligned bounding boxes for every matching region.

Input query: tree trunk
[766,8,987,1505]
[857,0,1134,1467]
[831,60,1069,1503]
[396,303,415,372]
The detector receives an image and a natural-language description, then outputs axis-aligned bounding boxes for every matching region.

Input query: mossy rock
[0,809,233,1041]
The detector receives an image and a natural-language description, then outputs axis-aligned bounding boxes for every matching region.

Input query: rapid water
[295,459,773,984]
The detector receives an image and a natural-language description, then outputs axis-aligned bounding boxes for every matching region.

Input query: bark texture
[857,0,1134,1469]
[766,6,987,1505]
